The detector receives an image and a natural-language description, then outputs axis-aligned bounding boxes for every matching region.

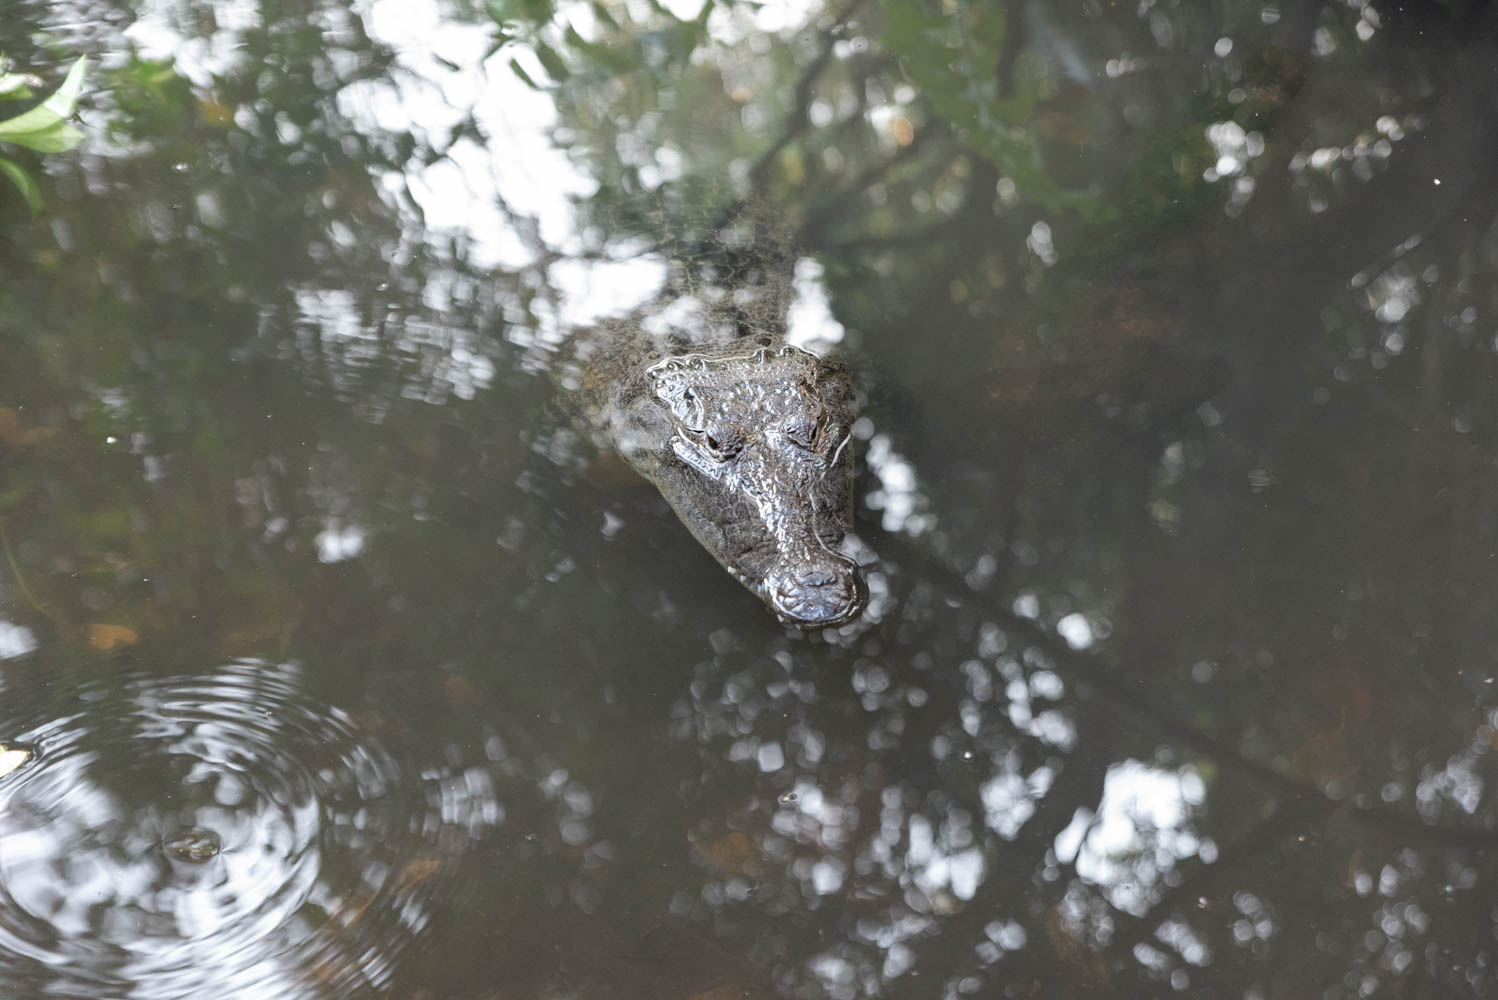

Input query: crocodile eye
[784,417,819,451]
[702,428,742,460]
[672,387,704,429]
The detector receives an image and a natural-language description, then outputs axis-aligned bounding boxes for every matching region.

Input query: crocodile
[564,318,867,627]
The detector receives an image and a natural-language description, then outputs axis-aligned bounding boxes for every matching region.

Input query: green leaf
[49,55,88,114]
[0,119,84,153]
[971,5,1006,46]
[534,41,569,82]
[0,56,88,148]
[0,155,42,213]
[509,57,539,89]
[561,24,640,73]
[590,1,620,30]
[519,0,555,22]
[0,72,34,100]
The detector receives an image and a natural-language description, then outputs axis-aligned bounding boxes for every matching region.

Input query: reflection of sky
[315,520,365,562]
[1056,759,1211,916]
[354,0,591,268]
[130,0,848,358]
[350,0,853,342]
[0,621,37,659]
[768,708,1214,975]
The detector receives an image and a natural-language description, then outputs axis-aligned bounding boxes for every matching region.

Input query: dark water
[2,2,1497,997]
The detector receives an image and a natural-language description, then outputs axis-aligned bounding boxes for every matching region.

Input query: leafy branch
[880,0,1108,220]
[0,55,87,213]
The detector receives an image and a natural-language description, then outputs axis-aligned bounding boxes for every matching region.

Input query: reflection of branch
[995,1,1027,99]
[1309,344,1498,472]
[1103,807,1301,963]
[804,218,964,253]
[0,517,62,624]
[745,1,860,192]
[866,524,1497,851]
[798,116,945,243]
[703,0,867,239]
[1229,17,1498,308]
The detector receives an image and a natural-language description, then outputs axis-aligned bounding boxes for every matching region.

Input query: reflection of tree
[0,0,542,665]
[5,0,1498,997]
[513,1,1498,995]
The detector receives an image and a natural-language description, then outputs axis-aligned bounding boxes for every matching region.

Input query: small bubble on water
[164,828,222,863]
[172,162,190,173]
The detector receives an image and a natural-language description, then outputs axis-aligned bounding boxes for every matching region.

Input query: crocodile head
[643,343,866,627]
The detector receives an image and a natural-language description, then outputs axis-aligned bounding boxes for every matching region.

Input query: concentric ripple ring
[0,659,483,999]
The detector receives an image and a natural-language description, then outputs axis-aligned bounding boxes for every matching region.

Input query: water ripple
[0,659,487,999]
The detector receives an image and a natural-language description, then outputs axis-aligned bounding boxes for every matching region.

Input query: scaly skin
[565,320,866,626]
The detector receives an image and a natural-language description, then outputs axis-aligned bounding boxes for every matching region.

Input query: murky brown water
[3,2,1498,997]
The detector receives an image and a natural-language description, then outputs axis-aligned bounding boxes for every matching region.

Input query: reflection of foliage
[0,55,86,213]
[105,56,199,140]
[879,0,1103,219]
[481,0,753,247]
[5,2,1498,999]
[481,0,715,86]
[0,12,515,668]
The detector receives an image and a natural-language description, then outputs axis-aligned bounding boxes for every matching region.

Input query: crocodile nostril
[768,561,866,627]
[795,568,836,589]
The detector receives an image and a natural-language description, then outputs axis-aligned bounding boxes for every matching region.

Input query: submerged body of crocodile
[565,320,867,627]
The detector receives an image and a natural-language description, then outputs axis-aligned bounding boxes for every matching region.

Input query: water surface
[2,2,1498,997]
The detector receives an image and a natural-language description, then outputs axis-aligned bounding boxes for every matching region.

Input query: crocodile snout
[768,560,866,627]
